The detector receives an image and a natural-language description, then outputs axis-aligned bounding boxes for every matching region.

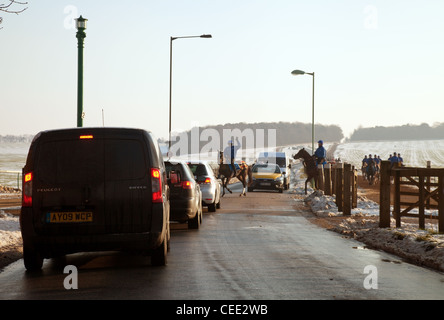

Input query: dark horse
[292,148,318,194]
[365,160,377,185]
[218,151,252,197]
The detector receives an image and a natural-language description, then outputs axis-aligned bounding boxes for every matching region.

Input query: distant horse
[361,163,368,180]
[293,148,318,194]
[218,151,252,197]
[366,160,377,185]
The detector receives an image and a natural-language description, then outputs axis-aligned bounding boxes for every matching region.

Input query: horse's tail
[247,165,253,186]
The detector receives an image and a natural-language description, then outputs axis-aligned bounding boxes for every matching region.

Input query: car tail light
[198,177,211,184]
[23,171,33,207]
[181,181,192,189]
[151,168,163,203]
[79,135,93,139]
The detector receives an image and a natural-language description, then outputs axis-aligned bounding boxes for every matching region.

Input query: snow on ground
[290,161,444,272]
[2,151,444,272]
[0,209,21,251]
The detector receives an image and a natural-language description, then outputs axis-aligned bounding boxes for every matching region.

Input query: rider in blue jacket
[314,140,327,166]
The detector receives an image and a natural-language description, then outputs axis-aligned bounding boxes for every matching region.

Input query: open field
[333,139,444,169]
[1,139,444,187]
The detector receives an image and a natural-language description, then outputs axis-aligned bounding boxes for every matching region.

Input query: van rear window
[36,139,146,183]
[104,140,146,180]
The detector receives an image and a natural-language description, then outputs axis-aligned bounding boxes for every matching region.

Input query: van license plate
[47,212,93,223]
[260,182,271,186]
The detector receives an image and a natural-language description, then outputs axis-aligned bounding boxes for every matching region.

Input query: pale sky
[1,0,443,141]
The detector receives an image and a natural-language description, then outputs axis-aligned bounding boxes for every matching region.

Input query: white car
[187,160,222,212]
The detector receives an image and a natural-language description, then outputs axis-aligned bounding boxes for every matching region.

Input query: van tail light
[151,168,163,203]
[181,181,192,189]
[23,171,33,207]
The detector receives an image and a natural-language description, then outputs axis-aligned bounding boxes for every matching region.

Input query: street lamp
[75,15,87,127]
[169,34,212,154]
[291,69,315,154]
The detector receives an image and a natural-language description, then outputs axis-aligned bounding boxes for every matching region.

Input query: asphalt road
[1,184,444,301]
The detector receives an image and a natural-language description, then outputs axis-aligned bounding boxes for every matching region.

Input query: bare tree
[0,0,28,28]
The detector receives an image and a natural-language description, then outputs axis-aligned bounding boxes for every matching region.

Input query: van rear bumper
[23,232,162,258]
[20,205,168,258]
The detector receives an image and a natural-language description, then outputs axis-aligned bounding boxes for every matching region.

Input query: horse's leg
[222,177,232,196]
[225,177,232,194]
[221,177,226,197]
[238,174,246,197]
[305,178,308,195]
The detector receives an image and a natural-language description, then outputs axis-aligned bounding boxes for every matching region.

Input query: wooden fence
[315,162,357,216]
[379,160,444,232]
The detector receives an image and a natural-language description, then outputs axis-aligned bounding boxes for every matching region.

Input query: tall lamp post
[169,34,212,154]
[291,69,315,154]
[75,15,87,127]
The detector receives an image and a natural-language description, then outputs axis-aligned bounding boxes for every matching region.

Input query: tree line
[168,121,344,149]
[347,123,444,142]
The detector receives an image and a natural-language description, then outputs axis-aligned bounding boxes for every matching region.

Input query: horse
[218,151,253,197]
[361,163,368,180]
[365,160,377,185]
[292,148,318,194]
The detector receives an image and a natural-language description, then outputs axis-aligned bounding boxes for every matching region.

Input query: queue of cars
[19,127,223,271]
[19,126,292,271]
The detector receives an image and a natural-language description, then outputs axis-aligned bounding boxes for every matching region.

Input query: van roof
[32,127,151,142]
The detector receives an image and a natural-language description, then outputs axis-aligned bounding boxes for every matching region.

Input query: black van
[20,128,170,271]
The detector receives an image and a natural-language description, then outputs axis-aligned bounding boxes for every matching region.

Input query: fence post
[426,161,431,209]
[418,172,425,229]
[394,168,401,228]
[317,164,324,191]
[335,163,343,212]
[352,166,357,209]
[343,163,351,216]
[324,163,332,196]
[331,165,336,195]
[379,160,391,228]
[439,175,444,233]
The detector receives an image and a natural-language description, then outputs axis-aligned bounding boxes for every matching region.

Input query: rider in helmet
[223,137,241,174]
[314,140,327,166]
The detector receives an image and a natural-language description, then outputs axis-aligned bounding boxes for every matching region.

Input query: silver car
[187,160,222,212]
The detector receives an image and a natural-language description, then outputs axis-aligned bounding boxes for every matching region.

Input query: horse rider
[389,152,399,168]
[374,155,381,172]
[362,155,368,167]
[397,153,404,166]
[314,140,327,166]
[223,137,241,175]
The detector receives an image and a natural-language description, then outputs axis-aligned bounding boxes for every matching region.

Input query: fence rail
[379,160,444,232]
[0,170,22,189]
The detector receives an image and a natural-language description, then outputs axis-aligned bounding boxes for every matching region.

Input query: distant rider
[223,138,241,174]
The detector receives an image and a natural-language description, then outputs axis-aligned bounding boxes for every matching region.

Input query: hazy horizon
[1,1,443,141]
